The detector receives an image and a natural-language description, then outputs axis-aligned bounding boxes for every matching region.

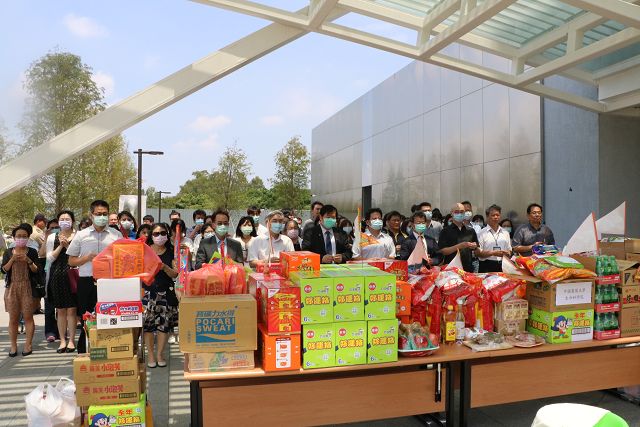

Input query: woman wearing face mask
[284,219,303,251]
[143,223,178,368]
[44,211,78,353]
[136,224,152,241]
[232,216,257,265]
[499,219,515,239]
[353,208,396,260]
[2,224,41,357]
[117,211,138,240]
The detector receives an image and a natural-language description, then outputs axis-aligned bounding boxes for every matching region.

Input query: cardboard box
[527,308,594,344]
[367,319,398,364]
[363,271,396,320]
[95,301,143,330]
[620,306,640,337]
[248,272,286,298]
[526,279,594,312]
[280,251,320,278]
[87,393,146,427]
[626,238,640,254]
[618,260,640,286]
[494,299,528,321]
[76,377,142,407]
[291,272,333,324]
[185,351,255,373]
[626,253,640,263]
[326,270,364,322]
[601,240,626,260]
[362,259,409,281]
[618,285,640,307]
[258,281,301,334]
[302,324,334,369]
[74,355,139,383]
[396,281,411,317]
[97,278,142,303]
[89,327,134,361]
[260,325,300,372]
[255,262,281,275]
[495,319,526,336]
[179,295,257,353]
[334,321,367,366]
[319,264,346,271]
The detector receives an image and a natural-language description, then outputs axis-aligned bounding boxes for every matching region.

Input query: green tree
[18,51,136,215]
[271,136,311,210]
[246,176,275,209]
[211,145,251,210]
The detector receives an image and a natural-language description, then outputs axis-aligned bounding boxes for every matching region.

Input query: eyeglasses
[152,231,168,237]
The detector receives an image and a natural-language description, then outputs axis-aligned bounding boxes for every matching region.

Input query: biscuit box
[179,295,257,353]
[95,301,143,330]
[302,324,335,369]
[334,321,367,366]
[74,355,139,383]
[527,308,594,344]
[280,251,320,278]
[324,270,364,322]
[89,327,134,361]
[396,281,411,317]
[87,393,146,427]
[249,272,286,298]
[76,377,142,407]
[363,271,396,320]
[260,324,301,372]
[367,319,398,364]
[291,271,334,324]
[258,280,301,334]
[185,351,255,373]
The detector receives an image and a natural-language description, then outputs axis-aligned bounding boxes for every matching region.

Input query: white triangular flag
[596,201,626,238]
[445,251,464,270]
[408,236,429,265]
[563,213,598,255]
[351,208,361,258]
[501,256,522,275]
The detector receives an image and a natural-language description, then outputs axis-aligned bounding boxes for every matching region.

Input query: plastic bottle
[610,285,619,304]
[612,313,619,330]
[604,313,615,330]
[594,313,603,332]
[595,286,603,305]
[596,257,603,276]
[443,305,456,345]
[455,300,466,344]
[610,256,619,274]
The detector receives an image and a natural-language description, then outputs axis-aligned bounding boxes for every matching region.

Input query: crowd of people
[1,198,555,364]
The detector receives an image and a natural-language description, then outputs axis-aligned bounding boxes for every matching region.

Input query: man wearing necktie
[398,211,442,266]
[195,209,244,268]
[302,204,352,264]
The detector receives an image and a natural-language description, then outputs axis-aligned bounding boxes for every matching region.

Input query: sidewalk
[0,279,190,427]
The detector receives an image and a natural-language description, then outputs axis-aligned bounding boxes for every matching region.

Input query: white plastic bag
[53,378,79,426]
[25,383,62,427]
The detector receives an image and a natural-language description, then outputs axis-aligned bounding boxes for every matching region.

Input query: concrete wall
[599,114,640,238]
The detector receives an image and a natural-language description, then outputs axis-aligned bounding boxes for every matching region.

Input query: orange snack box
[258,280,301,334]
[396,281,412,317]
[280,251,320,278]
[260,324,301,372]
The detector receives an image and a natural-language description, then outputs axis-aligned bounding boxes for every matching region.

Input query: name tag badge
[492,246,501,251]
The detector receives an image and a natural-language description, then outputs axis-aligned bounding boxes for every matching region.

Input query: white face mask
[59,220,72,230]
[120,220,133,230]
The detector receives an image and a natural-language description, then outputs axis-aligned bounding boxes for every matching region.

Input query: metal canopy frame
[1,0,640,198]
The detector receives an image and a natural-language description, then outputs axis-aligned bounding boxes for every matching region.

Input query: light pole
[157,191,171,223]
[134,149,164,225]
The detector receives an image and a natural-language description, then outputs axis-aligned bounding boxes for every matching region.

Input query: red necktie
[220,240,225,259]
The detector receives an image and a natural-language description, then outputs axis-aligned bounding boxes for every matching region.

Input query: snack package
[224,264,247,294]
[482,275,526,303]
[426,287,443,339]
[516,256,595,284]
[185,263,225,296]
[93,239,162,285]
[398,322,437,350]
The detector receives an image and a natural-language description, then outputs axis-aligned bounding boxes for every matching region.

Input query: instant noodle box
[260,324,301,372]
[323,270,364,322]
[363,271,396,320]
[248,272,286,298]
[291,271,333,324]
[302,324,335,369]
[76,376,142,407]
[526,279,595,312]
[335,321,367,366]
[179,295,257,353]
[73,355,139,383]
[95,301,143,330]
[367,319,398,364]
[185,351,255,373]
[89,327,134,361]
[87,393,146,427]
[527,308,594,344]
[258,280,301,334]
[280,251,320,278]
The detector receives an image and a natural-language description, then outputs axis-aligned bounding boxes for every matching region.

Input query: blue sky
[0,1,410,194]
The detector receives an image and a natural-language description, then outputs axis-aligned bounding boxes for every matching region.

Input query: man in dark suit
[398,211,442,267]
[302,204,352,264]
[195,208,243,268]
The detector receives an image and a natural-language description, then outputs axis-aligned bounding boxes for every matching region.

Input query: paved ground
[0,278,638,426]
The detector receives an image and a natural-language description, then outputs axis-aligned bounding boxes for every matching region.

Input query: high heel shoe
[8,351,18,357]
[66,346,76,353]
[57,346,67,354]
[22,350,33,356]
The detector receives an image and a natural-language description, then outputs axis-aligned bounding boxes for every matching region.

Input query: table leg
[190,380,202,427]
[460,361,471,427]
[446,362,456,427]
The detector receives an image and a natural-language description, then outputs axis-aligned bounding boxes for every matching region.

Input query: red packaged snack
[223,264,247,294]
[92,239,162,286]
[185,263,225,296]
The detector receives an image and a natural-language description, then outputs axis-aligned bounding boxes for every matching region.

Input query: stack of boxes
[617,259,640,337]
[494,299,528,336]
[74,278,149,426]
[293,261,397,369]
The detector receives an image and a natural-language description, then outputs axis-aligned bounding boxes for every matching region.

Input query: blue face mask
[215,225,228,236]
[342,226,353,234]
[195,218,204,225]
[503,227,512,233]
[414,223,427,234]
[424,211,433,220]
[270,222,284,234]
[453,213,465,222]
[323,218,337,229]
[464,211,473,221]
[370,219,383,230]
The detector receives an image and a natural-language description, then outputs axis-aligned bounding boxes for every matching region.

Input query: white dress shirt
[66,226,122,277]
[256,223,269,237]
[247,234,294,262]
[358,230,396,259]
[232,236,255,264]
[477,225,512,261]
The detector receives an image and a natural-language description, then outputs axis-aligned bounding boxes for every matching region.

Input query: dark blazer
[397,233,442,266]
[195,236,244,269]
[302,224,352,263]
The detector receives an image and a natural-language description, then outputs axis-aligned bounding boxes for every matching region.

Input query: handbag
[67,267,79,294]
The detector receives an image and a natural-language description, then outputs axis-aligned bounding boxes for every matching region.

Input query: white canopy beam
[418,0,461,44]
[338,0,423,30]
[308,0,339,28]
[561,0,640,30]
[0,18,307,198]
[190,0,308,28]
